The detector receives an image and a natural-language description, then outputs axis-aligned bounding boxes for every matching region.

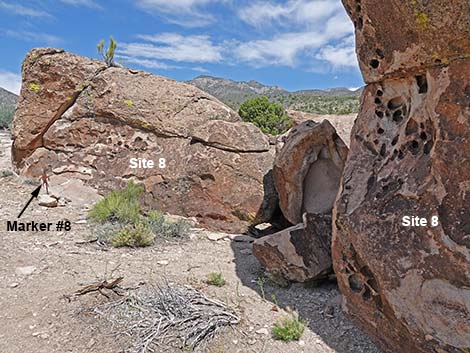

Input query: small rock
[74,220,87,224]
[38,195,58,208]
[157,260,169,266]
[9,282,19,288]
[207,232,228,241]
[49,193,60,200]
[232,339,238,345]
[256,328,269,335]
[229,234,255,243]
[425,334,434,342]
[254,223,271,231]
[15,266,37,276]
[299,340,305,346]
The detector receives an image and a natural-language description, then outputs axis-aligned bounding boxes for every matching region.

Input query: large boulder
[273,120,348,225]
[333,1,470,352]
[254,120,348,282]
[253,213,333,282]
[12,48,277,232]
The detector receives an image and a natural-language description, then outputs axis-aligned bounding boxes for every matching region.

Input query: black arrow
[18,184,42,219]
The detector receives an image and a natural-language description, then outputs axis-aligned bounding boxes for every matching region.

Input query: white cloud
[191,66,209,73]
[234,31,328,67]
[59,0,102,10]
[118,33,223,63]
[0,1,51,18]
[135,0,226,27]
[232,1,357,70]
[0,71,22,94]
[2,30,62,46]
[315,36,358,68]
[238,0,342,28]
[115,55,179,70]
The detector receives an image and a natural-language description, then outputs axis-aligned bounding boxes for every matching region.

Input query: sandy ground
[0,130,380,353]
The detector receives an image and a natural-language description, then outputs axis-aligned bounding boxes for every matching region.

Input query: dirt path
[0,131,380,353]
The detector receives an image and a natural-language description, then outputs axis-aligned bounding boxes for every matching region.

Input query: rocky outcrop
[253,120,348,282]
[253,213,333,282]
[12,48,276,232]
[286,110,356,146]
[333,1,470,353]
[273,120,348,225]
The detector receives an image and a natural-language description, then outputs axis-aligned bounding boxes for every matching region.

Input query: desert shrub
[88,180,143,224]
[238,96,292,135]
[207,272,226,287]
[97,36,117,67]
[0,169,13,178]
[110,222,155,248]
[272,314,305,342]
[146,210,191,238]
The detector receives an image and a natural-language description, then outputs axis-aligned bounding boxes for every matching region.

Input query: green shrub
[272,314,305,342]
[147,210,191,238]
[207,272,226,287]
[0,170,13,178]
[97,36,117,67]
[88,180,143,224]
[110,222,155,248]
[238,96,292,135]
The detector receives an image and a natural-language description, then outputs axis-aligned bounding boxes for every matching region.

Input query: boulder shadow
[230,238,382,353]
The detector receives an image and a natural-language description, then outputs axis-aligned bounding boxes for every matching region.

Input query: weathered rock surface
[273,120,348,225]
[12,48,276,232]
[286,110,357,146]
[253,213,333,282]
[333,1,470,352]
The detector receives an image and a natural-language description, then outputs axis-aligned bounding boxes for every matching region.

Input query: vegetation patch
[89,180,142,224]
[89,180,191,247]
[207,272,226,287]
[147,210,191,239]
[239,96,292,135]
[0,169,13,178]
[110,222,155,248]
[272,314,306,342]
[94,282,240,352]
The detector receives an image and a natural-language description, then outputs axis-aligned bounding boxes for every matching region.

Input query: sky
[0,0,364,95]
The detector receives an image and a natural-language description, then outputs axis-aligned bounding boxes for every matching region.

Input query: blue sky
[0,0,364,94]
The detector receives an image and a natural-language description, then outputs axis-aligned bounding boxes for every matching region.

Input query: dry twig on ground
[64,277,124,301]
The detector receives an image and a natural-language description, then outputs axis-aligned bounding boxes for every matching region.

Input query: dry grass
[94,282,240,352]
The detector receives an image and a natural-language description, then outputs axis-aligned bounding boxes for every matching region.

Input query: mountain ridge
[188,75,362,114]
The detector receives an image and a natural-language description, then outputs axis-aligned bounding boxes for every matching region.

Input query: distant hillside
[188,75,362,115]
[0,87,18,129]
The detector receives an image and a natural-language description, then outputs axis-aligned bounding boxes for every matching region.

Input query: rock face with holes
[12,48,277,232]
[273,120,349,225]
[333,1,470,353]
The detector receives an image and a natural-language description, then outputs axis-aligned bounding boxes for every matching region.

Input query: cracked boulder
[333,1,470,353]
[253,213,333,282]
[254,120,347,282]
[273,120,348,225]
[12,48,277,232]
